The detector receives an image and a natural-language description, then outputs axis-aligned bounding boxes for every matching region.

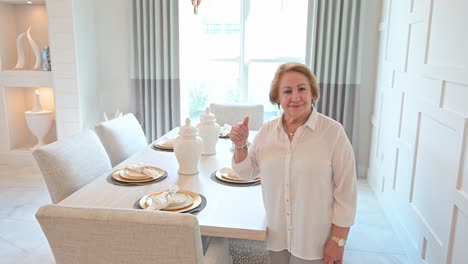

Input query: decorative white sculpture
[174,118,203,175]
[15,32,26,70]
[196,107,220,155]
[25,89,54,149]
[27,27,42,70]
[103,109,123,121]
[32,89,43,112]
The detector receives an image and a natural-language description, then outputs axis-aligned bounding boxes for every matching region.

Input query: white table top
[59,129,266,240]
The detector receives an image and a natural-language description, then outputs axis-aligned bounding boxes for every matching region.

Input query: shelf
[0,2,56,152]
[0,70,53,87]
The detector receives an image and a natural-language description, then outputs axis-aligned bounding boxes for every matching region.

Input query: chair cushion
[95,113,148,166]
[33,130,111,203]
[209,103,264,130]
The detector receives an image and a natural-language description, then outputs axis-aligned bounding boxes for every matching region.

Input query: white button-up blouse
[232,108,357,260]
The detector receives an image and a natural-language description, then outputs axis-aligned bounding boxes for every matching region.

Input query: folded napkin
[125,164,158,178]
[161,137,175,147]
[220,124,232,137]
[218,167,239,179]
[145,191,186,211]
[146,191,170,210]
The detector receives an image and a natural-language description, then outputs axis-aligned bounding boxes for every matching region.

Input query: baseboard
[366,176,425,264]
[357,163,367,178]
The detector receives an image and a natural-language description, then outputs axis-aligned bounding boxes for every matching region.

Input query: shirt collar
[275,107,319,132]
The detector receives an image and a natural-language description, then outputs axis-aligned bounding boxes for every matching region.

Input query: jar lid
[179,118,198,136]
[200,107,216,123]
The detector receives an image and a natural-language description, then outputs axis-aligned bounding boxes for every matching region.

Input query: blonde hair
[269,62,320,104]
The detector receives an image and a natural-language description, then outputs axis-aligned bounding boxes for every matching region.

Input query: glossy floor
[0,161,409,264]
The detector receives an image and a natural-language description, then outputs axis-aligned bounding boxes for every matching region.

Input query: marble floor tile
[344,250,409,264]
[346,222,405,254]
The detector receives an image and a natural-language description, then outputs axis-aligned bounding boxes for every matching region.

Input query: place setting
[218,124,231,139]
[211,167,261,187]
[107,163,168,186]
[152,137,175,152]
[134,184,206,214]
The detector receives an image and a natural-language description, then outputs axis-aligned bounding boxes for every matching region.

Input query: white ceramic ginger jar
[196,107,220,155]
[174,118,203,175]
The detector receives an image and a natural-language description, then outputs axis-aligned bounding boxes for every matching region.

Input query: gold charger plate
[139,190,202,213]
[153,142,174,150]
[112,166,165,183]
[215,168,260,184]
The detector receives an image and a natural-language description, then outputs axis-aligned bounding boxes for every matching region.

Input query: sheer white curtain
[130,0,180,142]
[306,0,361,149]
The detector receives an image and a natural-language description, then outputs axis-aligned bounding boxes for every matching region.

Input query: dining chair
[36,204,233,264]
[209,103,264,130]
[94,112,148,166]
[32,129,112,204]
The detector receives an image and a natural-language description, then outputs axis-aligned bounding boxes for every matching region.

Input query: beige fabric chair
[32,130,111,204]
[36,205,232,264]
[209,103,264,130]
[95,113,148,166]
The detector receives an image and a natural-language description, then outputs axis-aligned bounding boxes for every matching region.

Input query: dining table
[58,128,266,241]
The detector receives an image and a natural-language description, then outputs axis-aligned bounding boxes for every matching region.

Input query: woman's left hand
[323,239,344,264]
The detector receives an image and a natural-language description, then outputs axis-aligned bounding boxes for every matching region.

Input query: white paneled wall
[368,0,468,264]
[46,0,81,139]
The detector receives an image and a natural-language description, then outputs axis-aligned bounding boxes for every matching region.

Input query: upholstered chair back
[33,130,111,203]
[209,103,264,130]
[36,205,206,264]
[95,113,148,166]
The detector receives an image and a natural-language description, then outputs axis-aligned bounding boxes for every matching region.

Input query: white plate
[112,168,166,183]
[215,167,260,184]
[119,166,164,180]
[125,169,146,177]
[164,193,194,210]
[120,170,147,180]
[144,192,195,211]
[219,125,231,138]
[216,167,240,180]
[153,142,174,150]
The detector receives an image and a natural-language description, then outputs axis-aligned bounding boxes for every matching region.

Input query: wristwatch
[330,235,346,247]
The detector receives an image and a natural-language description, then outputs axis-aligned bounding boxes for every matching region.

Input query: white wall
[73,0,131,129]
[356,0,381,178]
[0,3,18,70]
[368,0,468,263]
[0,3,17,151]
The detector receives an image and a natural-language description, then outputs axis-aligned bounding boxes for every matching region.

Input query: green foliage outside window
[188,83,208,117]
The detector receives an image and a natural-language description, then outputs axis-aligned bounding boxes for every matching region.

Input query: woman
[230,62,357,264]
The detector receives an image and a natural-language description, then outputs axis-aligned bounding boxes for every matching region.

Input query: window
[179,0,309,122]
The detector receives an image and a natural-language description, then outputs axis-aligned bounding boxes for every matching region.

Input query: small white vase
[197,107,220,155]
[25,110,53,149]
[27,27,41,70]
[174,118,203,175]
[15,32,26,70]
